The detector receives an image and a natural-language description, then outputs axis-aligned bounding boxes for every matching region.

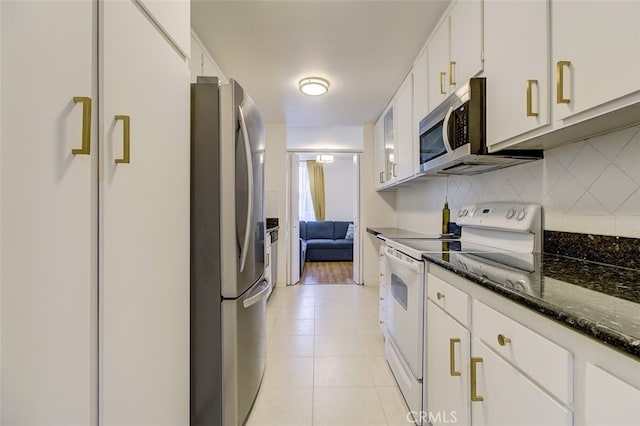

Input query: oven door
[382,246,425,378]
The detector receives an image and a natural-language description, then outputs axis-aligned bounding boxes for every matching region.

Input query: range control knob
[516,209,527,221]
[505,209,515,219]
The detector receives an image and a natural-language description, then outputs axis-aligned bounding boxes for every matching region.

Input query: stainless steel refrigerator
[191,77,268,426]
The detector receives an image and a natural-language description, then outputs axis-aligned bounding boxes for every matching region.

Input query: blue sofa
[299,221,353,269]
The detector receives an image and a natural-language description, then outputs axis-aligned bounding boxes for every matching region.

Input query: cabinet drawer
[427,273,469,327]
[473,300,573,404]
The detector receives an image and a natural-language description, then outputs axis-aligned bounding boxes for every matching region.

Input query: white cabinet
[378,246,387,334]
[394,73,415,181]
[484,0,550,147]
[413,49,429,132]
[1,1,97,423]
[374,116,386,190]
[427,0,483,112]
[427,302,470,426]
[585,363,640,426]
[137,0,190,55]
[471,338,572,426]
[100,1,189,423]
[449,0,483,91]
[382,104,395,184]
[1,0,190,424]
[552,0,640,123]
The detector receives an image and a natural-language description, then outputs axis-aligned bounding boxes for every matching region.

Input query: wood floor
[300,261,354,285]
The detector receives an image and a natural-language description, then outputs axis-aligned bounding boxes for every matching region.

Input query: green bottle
[442,198,450,235]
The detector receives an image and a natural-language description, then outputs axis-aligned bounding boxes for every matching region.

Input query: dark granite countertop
[424,251,640,359]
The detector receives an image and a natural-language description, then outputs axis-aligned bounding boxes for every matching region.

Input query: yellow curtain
[306,160,326,221]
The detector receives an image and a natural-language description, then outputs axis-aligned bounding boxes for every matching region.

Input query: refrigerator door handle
[238,104,254,272]
[242,280,270,309]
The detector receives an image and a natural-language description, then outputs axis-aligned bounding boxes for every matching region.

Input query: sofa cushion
[306,221,334,240]
[333,221,352,239]
[306,239,337,249]
[334,239,353,249]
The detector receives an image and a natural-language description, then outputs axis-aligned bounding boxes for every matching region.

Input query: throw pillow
[345,223,355,239]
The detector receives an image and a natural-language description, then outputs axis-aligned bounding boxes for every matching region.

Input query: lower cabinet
[379,246,387,334]
[425,271,572,426]
[427,301,470,426]
[584,363,640,426]
[471,338,572,426]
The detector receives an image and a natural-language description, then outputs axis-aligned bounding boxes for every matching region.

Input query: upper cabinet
[484,0,550,146]
[394,73,415,182]
[428,0,483,113]
[486,0,640,151]
[375,73,416,190]
[137,0,190,55]
[552,0,640,123]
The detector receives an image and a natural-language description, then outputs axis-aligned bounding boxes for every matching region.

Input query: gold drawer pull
[471,357,484,402]
[526,79,539,117]
[379,171,384,183]
[556,60,571,104]
[72,97,92,155]
[114,115,131,164]
[437,292,445,300]
[449,338,461,376]
[497,334,511,346]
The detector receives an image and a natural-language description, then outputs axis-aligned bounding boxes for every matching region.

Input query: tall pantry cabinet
[0,0,190,424]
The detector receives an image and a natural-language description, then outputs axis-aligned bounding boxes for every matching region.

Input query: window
[299,162,315,221]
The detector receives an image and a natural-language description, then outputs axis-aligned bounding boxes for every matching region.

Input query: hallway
[247,284,411,425]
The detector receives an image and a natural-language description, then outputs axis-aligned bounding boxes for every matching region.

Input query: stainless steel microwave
[418,78,542,176]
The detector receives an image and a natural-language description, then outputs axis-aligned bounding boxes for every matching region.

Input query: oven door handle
[384,251,422,273]
[442,106,455,154]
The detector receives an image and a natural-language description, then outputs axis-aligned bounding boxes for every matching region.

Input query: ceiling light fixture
[316,154,334,163]
[299,77,329,96]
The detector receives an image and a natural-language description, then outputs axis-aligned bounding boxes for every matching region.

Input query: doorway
[285,151,362,286]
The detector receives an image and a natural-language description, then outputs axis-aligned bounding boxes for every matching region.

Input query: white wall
[287,126,364,151]
[395,125,640,238]
[322,157,356,221]
[265,123,287,285]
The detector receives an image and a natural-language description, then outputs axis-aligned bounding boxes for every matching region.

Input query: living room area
[295,152,358,285]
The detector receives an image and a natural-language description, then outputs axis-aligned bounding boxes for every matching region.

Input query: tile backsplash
[395,125,640,238]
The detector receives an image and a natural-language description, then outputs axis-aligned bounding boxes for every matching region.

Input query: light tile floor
[246,284,413,426]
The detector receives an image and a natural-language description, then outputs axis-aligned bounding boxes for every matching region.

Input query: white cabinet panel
[100,0,189,423]
[427,302,470,426]
[427,18,451,111]
[394,74,415,181]
[449,0,483,89]
[484,0,550,147]
[413,50,429,127]
[552,0,640,122]
[374,116,386,190]
[471,338,572,426]
[1,1,98,423]
[137,0,190,56]
[585,363,640,426]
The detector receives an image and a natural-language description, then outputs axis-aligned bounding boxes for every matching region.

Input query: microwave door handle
[238,104,254,272]
[442,106,455,154]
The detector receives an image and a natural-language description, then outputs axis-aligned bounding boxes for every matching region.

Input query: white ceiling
[191,0,450,126]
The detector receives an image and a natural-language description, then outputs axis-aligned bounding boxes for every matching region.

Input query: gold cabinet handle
[471,357,484,402]
[449,61,456,86]
[449,338,461,376]
[437,292,445,300]
[556,61,571,104]
[72,97,92,155]
[114,115,130,164]
[497,334,511,346]
[379,171,384,183]
[439,72,447,94]
[526,80,539,117]
[392,162,397,177]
